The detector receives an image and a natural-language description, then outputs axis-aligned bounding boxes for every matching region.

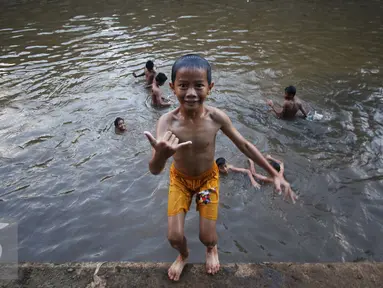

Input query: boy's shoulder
[158,108,179,122]
[205,105,230,124]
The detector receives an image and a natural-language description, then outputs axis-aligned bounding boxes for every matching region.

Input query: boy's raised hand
[273,175,298,204]
[144,131,192,159]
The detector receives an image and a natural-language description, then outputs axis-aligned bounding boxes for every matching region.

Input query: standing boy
[144,54,296,281]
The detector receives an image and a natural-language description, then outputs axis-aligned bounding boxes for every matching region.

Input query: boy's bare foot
[168,254,188,281]
[206,245,220,275]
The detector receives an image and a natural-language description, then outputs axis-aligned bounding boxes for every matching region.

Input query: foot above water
[206,245,220,275]
[168,254,188,281]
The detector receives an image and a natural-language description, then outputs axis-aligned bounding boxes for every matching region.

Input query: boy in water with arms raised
[144,55,296,281]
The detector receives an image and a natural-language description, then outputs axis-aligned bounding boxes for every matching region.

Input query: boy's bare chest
[170,120,219,150]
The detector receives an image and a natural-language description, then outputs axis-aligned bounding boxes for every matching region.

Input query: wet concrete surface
[1,262,383,287]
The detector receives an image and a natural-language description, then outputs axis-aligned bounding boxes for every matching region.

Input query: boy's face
[218,164,228,174]
[117,120,126,131]
[170,68,214,111]
[284,92,294,100]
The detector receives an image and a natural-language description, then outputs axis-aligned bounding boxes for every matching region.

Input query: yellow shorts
[168,163,219,221]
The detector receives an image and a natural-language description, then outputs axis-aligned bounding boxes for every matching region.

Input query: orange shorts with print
[168,163,219,221]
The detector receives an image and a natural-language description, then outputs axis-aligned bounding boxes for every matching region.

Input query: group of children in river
[114,55,300,281]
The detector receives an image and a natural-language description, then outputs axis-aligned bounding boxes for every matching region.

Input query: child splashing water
[144,54,297,281]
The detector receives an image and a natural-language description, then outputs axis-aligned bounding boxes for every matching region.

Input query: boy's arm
[267,100,284,118]
[148,72,156,83]
[157,90,171,107]
[217,109,296,202]
[146,116,169,174]
[133,71,145,77]
[253,174,274,183]
[219,111,279,178]
[229,166,248,174]
[153,89,171,107]
[229,167,260,189]
[299,103,308,118]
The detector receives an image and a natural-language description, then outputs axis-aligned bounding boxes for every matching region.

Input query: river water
[0,0,382,263]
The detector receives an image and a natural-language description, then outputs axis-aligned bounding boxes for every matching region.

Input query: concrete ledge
[1,262,382,287]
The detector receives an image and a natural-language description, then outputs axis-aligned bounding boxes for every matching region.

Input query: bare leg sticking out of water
[167,213,188,281]
[200,217,220,274]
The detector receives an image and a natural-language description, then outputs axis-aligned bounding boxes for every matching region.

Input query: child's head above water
[145,60,154,71]
[114,117,126,132]
[216,157,228,174]
[268,159,281,173]
[284,85,296,100]
[155,72,168,86]
[170,54,214,110]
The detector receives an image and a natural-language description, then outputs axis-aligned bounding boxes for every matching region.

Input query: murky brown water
[1,0,383,263]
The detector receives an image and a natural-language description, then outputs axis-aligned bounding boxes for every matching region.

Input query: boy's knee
[168,231,184,246]
[199,232,216,248]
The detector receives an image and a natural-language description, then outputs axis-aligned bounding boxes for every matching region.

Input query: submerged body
[267,86,308,119]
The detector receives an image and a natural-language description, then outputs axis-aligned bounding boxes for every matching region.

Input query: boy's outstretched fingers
[176,141,192,149]
[144,131,157,147]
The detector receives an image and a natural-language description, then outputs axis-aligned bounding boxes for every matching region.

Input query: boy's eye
[196,84,204,88]
[179,83,187,88]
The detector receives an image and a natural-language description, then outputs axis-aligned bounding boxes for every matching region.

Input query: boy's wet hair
[285,85,296,96]
[155,72,168,84]
[268,160,281,172]
[146,60,154,71]
[114,117,124,127]
[215,157,226,167]
[171,54,212,84]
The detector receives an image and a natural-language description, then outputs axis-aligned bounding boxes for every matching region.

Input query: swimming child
[215,157,261,189]
[152,73,172,108]
[144,54,296,281]
[247,155,295,201]
[267,85,308,119]
[114,117,127,133]
[133,60,156,86]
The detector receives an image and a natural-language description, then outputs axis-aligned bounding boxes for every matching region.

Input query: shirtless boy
[144,54,295,281]
[133,60,156,86]
[152,73,172,108]
[267,86,308,119]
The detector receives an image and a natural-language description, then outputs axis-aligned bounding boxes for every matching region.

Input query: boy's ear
[208,82,215,94]
[169,82,175,93]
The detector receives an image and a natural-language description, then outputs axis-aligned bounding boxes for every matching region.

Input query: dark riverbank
[1,262,383,287]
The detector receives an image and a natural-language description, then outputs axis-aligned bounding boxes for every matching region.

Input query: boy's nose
[186,87,197,97]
